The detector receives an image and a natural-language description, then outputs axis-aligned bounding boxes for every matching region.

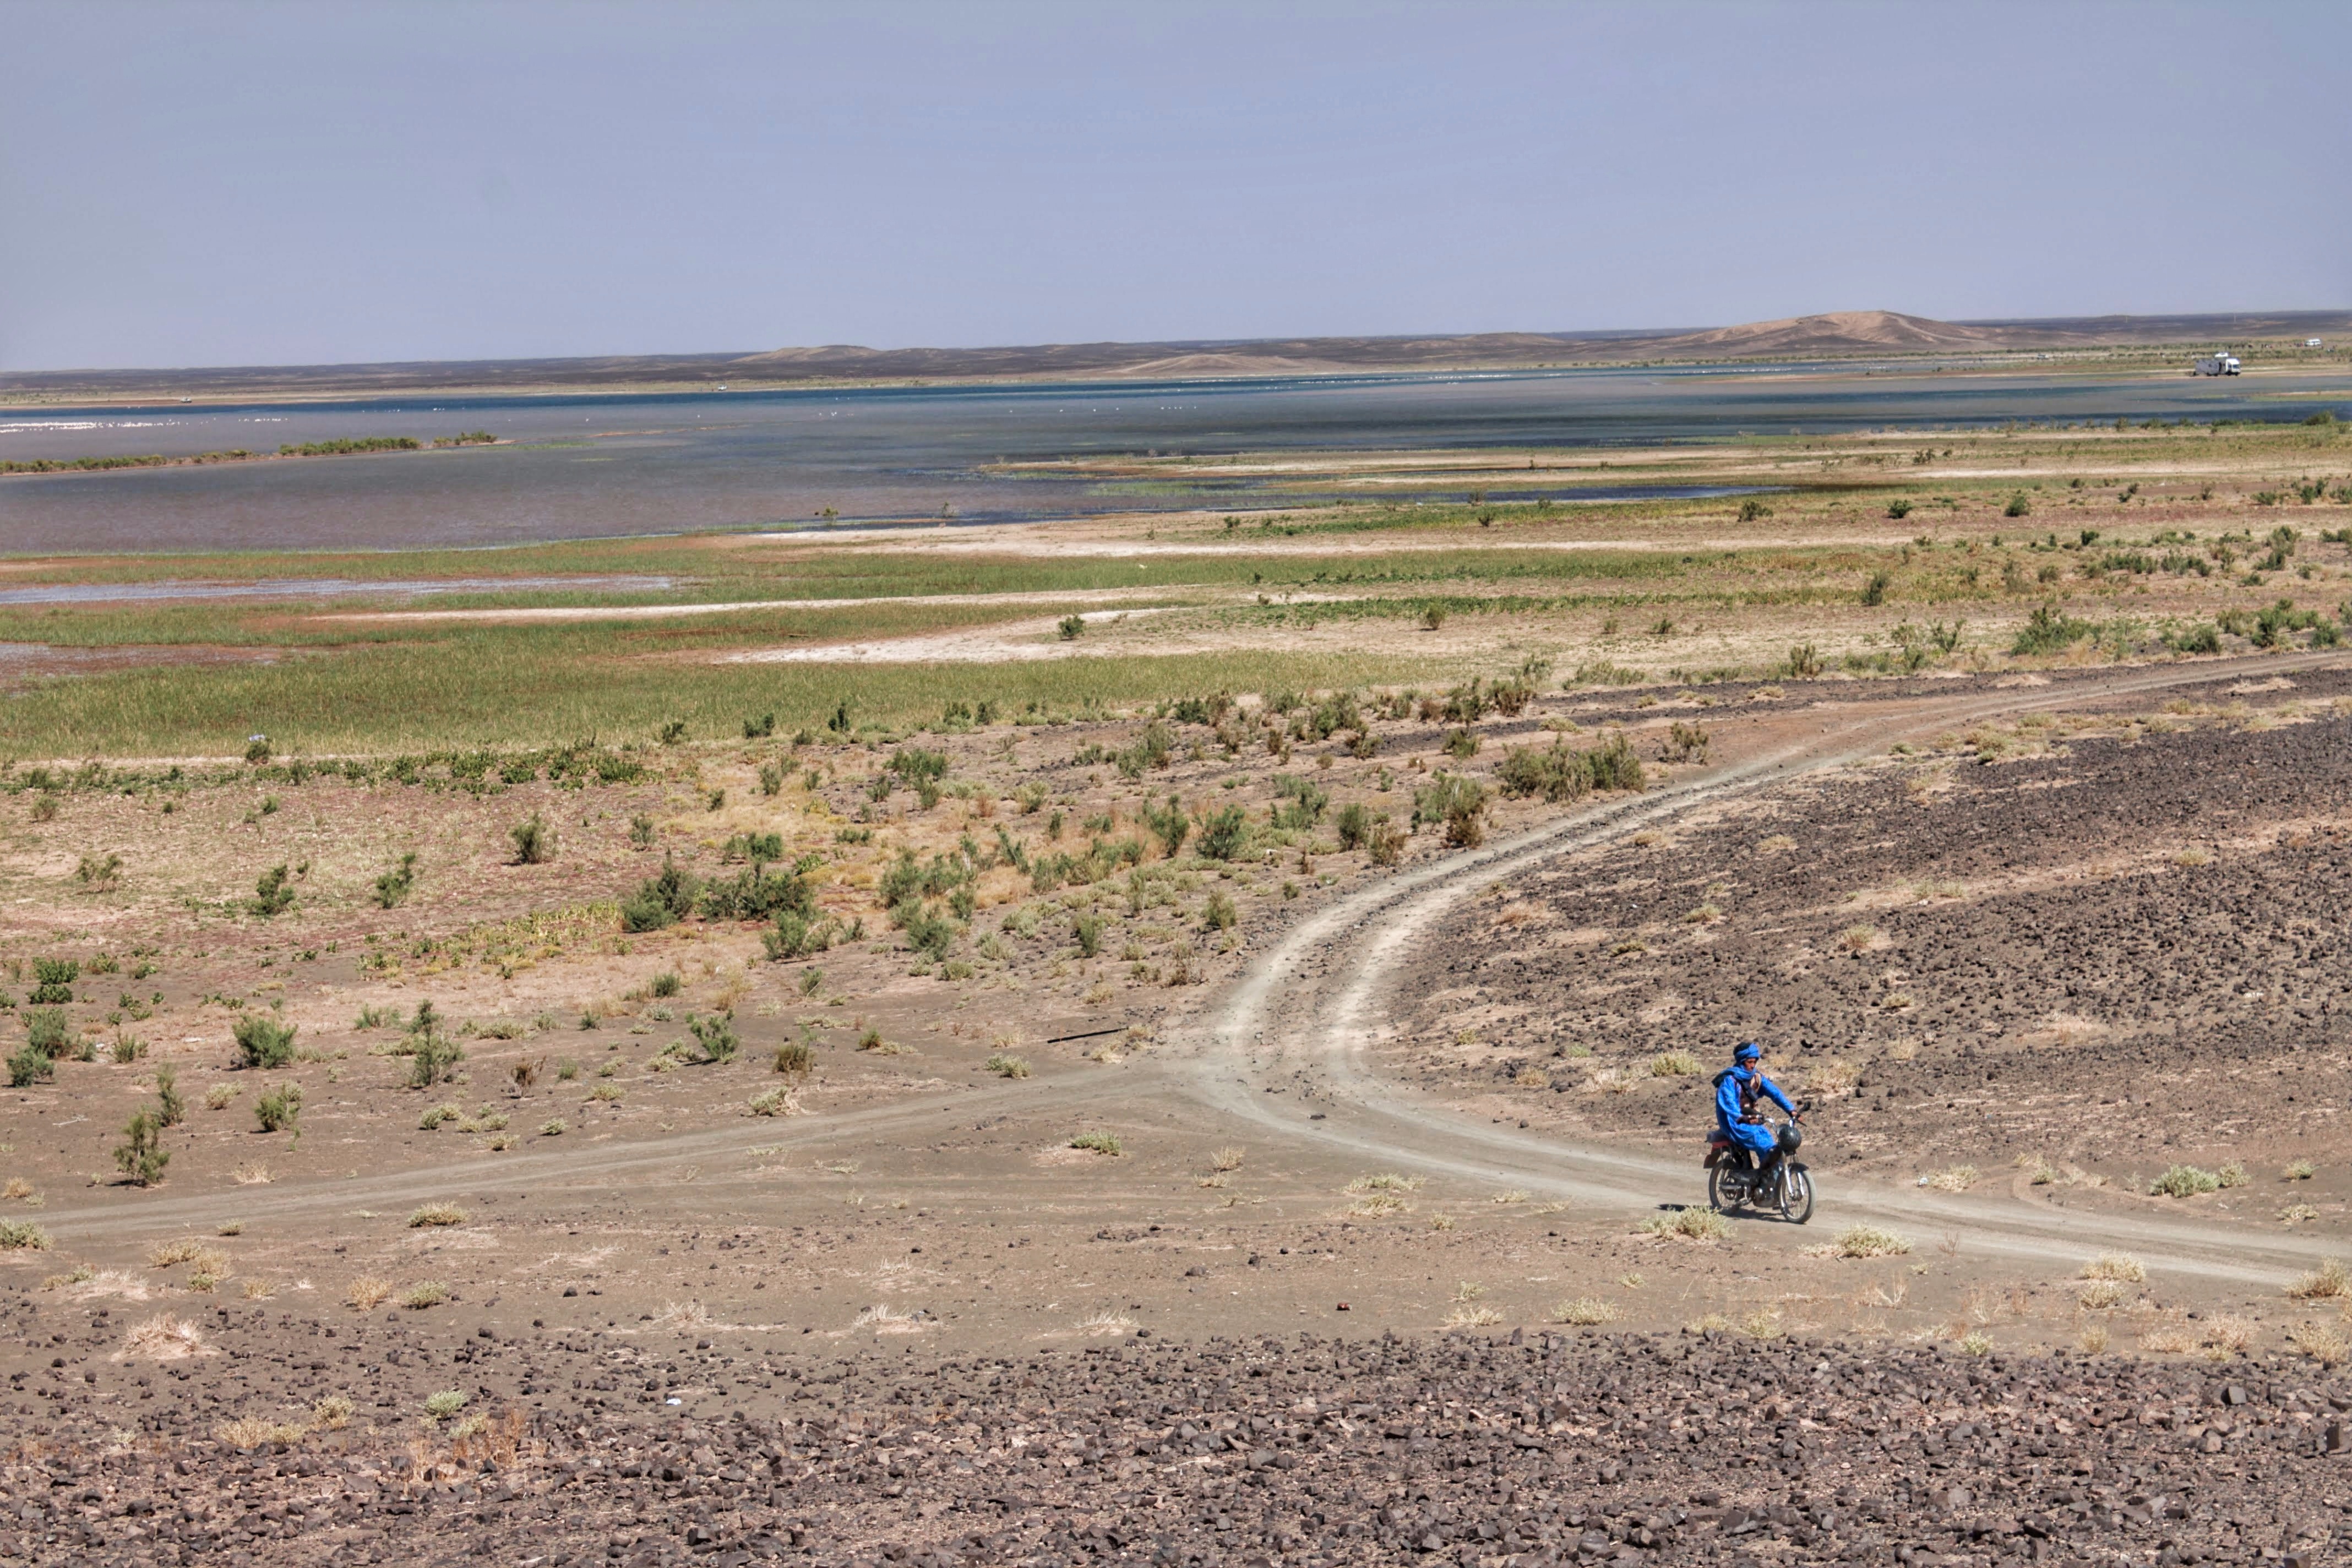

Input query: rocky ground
[1400,665,2352,1191]
[4,1326,2349,1567]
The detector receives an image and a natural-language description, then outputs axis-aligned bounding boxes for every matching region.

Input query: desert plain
[4,391,2352,1567]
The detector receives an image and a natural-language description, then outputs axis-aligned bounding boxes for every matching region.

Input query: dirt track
[1179,650,2352,1287]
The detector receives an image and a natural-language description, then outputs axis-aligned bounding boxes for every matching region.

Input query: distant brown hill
[6,309,2345,400]
[1644,309,2071,356]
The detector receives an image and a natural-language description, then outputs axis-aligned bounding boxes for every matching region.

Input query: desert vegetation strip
[0,432,498,476]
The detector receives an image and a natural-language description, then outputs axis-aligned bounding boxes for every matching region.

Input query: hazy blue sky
[3,0,2345,371]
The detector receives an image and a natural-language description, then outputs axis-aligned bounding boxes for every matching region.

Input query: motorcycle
[1703,1111,1814,1223]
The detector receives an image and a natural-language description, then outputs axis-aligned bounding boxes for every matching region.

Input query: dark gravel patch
[4,1329,2349,1566]
[1402,701,2352,1169]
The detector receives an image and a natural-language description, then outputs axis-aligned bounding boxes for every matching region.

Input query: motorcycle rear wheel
[1777,1166,1815,1224]
[1707,1162,1751,1213]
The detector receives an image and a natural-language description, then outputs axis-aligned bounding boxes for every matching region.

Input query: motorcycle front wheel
[1707,1162,1751,1213]
[1777,1166,1815,1224]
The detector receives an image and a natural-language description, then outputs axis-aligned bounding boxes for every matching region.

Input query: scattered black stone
[0,1329,2345,1566]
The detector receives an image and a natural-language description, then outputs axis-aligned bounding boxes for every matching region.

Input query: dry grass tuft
[1549,1297,1618,1326]
[1648,1050,1699,1077]
[852,1303,927,1335]
[1920,1166,1979,1193]
[1805,1059,1858,1094]
[347,1276,395,1311]
[120,1313,209,1360]
[1209,1146,1246,1172]
[1075,1312,1137,1337]
[1641,1207,1731,1242]
[216,1414,309,1449]
[406,1202,466,1229]
[653,1300,711,1330]
[2203,1314,2257,1358]
[2077,1279,2127,1310]
[2289,1322,2349,1366]
[2288,1259,2351,1299]
[1442,1305,1505,1330]
[1833,1225,1913,1258]
[2081,1252,2147,1283]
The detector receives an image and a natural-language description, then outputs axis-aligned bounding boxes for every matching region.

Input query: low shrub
[620,856,701,933]
[1413,772,1488,848]
[986,1053,1031,1079]
[2012,602,2096,657]
[30,957,78,1003]
[25,1006,73,1054]
[2150,1164,2222,1197]
[0,1219,52,1250]
[1496,734,1645,804]
[510,814,557,865]
[6,1043,54,1087]
[254,1082,302,1135]
[687,1012,738,1064]
[373,853,417,909]
[1069,1131,1123,1156]
[248,864,296,918]
[115,1107,170,1186]
[1196,805,1250,861]
[233,1012,297,1070]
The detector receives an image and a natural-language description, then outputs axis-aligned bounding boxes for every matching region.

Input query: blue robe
[1716,1063,1793,1153]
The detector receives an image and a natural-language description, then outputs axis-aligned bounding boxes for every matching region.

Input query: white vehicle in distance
[2192,351,2242,376]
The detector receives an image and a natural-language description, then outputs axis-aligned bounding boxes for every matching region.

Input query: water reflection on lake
[1,364,2342,553]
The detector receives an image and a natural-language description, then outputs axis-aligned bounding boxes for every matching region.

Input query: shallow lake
[1,364,2342,553]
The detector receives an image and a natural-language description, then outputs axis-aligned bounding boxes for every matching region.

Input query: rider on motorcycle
[1715,1041,1795,1177]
